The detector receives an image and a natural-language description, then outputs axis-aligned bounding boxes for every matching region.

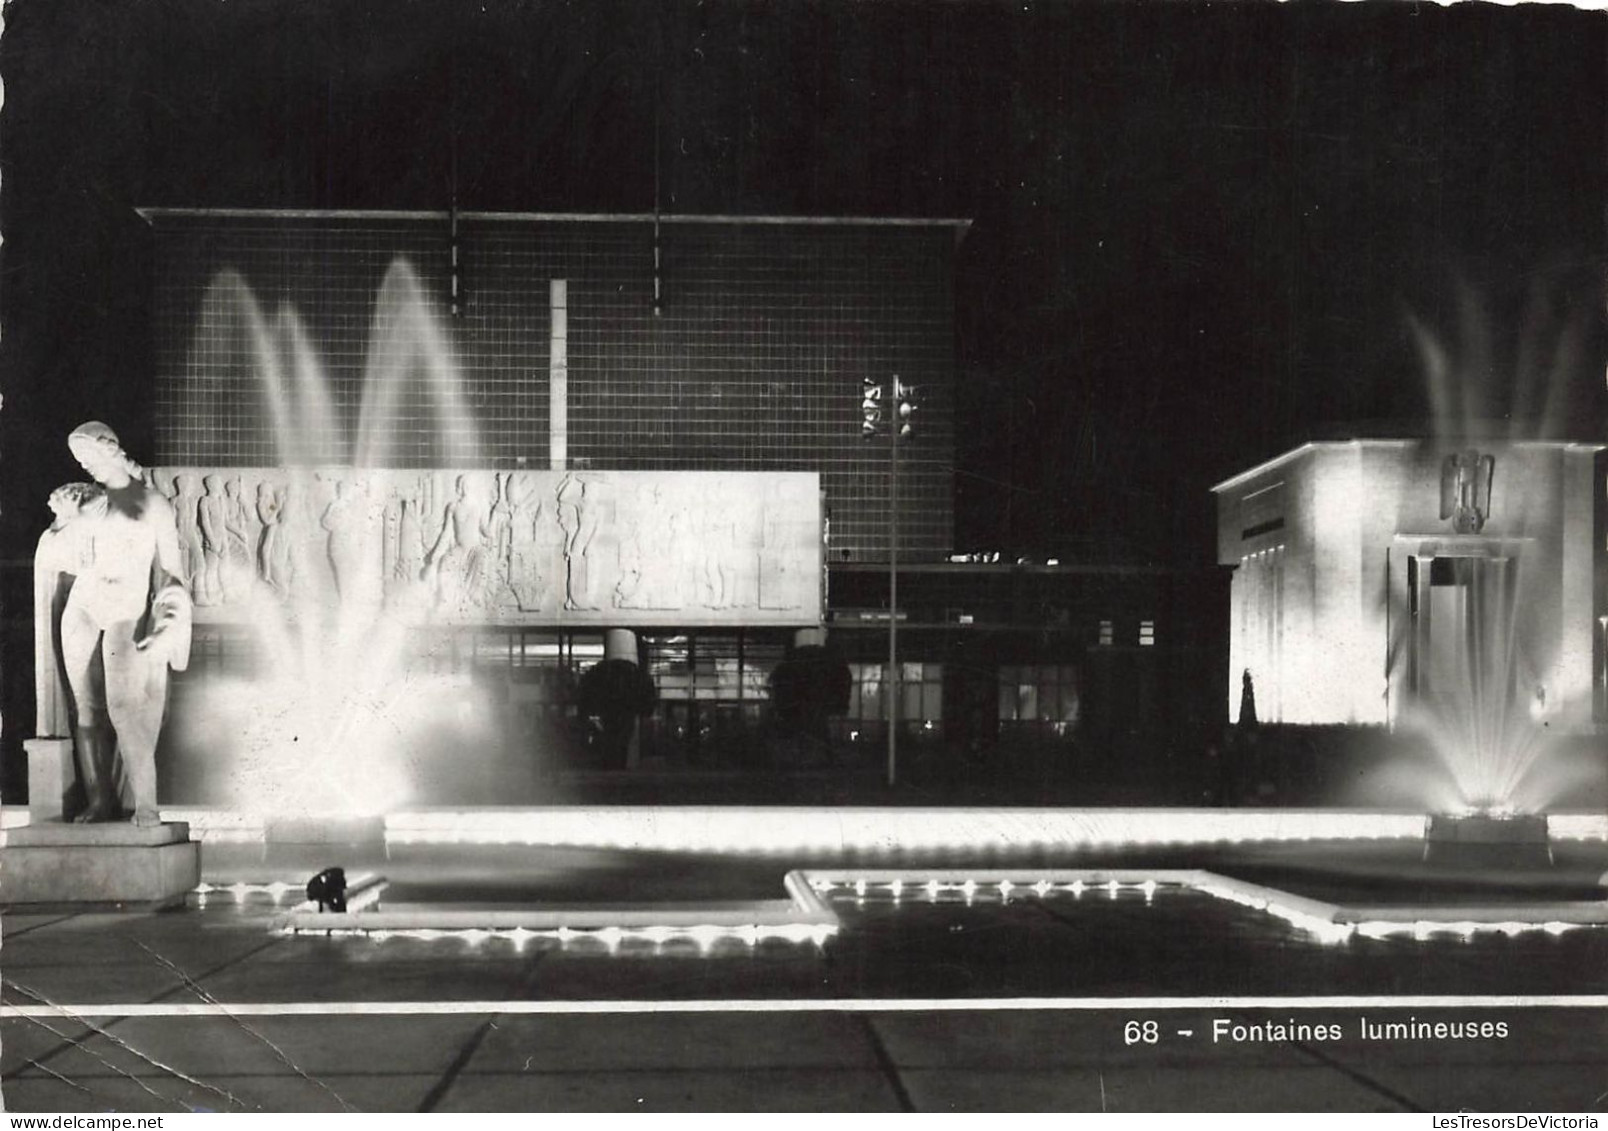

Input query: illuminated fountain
[1390,288,1601,866]
[165,259,495,818]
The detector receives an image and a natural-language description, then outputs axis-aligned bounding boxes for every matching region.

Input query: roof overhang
[135,207,973,242]
[1211,438,1604,495]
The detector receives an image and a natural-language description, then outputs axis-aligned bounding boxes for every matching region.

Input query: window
[648,636,692,700]
[1098,620,1114,647]
[848,662,884,722]
[999,665,1079,730]
[646,632,781,703]
[901,662,943,727]
[1139,620,1155,647]
[846,662,943,731]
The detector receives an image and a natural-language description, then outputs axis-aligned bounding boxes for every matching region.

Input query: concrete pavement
[4,841,1608,1113]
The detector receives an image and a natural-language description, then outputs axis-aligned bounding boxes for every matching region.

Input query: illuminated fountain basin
[170,807,1606,953]
[1387,524,1590,824]
[1392,532,1569,868]
[1423,812,1553,869]
[267,867,1608,950]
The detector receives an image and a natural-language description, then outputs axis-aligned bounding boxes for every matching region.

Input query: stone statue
[34,482,99,737]
[51,422,192,825]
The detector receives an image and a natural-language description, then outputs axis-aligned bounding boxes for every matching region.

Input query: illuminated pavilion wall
[1214,439,1604,731]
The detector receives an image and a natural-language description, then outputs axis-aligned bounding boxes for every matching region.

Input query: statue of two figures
[34,423,193,827]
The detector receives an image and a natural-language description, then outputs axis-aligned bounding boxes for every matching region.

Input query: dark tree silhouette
[767,645,852,767]
[576,659,658,768]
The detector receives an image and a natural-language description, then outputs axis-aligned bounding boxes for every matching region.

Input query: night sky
[1,0,1604,569]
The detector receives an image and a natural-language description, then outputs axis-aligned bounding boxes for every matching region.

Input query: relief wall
[152,468,823,626]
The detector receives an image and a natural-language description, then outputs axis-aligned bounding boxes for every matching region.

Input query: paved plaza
[4,834,1608,1113]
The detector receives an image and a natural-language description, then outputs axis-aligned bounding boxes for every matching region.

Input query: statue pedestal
[0,821,200,906]
[24,737,76,822]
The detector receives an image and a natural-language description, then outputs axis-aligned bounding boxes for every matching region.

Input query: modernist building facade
[1214,438,1607,734]
[125,208,1213,805]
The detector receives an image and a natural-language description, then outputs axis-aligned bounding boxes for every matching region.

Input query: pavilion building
[134,208,1215,805]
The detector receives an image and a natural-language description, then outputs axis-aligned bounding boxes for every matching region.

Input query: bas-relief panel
[153,468,823,626]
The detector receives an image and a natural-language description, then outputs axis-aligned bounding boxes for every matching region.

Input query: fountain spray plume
[1391,265,1604,815]
[175,257,486,816]
[354,260,479,470]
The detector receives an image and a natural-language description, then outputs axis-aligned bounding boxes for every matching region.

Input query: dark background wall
[149,213,956,562]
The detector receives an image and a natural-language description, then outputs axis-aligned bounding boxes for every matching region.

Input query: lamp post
[863,375,916,787]
[888,386,900,788]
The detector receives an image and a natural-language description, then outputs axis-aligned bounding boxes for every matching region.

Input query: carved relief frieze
[152,467,823,626]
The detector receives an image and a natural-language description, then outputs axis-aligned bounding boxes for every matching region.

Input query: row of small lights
[814,874,1604,946]
[380,808,1434,851]
[813,876,1163,904]
[1185,879,1600,945]
[382,829,1397,852]
[211,872,1602,950]
[278,922,837,954]
[193,876,385,914]
[194,880,300,902]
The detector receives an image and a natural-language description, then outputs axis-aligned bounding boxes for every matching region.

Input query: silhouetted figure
[1237,668,1258,728]
[306,867,348,913]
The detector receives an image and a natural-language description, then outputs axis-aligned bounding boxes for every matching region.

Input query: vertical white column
[549,279,568,470]
[603,628,642,770]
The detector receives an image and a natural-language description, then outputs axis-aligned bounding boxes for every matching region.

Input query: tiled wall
[150,213,955,561]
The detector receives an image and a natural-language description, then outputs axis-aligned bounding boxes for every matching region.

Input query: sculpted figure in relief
[224,476,260,596]
[322,477,376,603]
[425,474,494,612]
[504,474,548,612]
[486,473,516,607]
[256,480,293,596]
[170,473,206,590]
[197,474,229,606]
[556,475,606,611]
